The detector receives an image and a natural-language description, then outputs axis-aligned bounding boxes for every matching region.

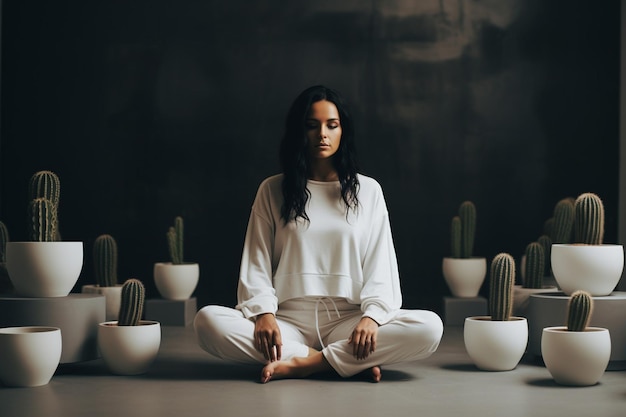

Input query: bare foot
[370,366,382,382]
[260,358,310,383]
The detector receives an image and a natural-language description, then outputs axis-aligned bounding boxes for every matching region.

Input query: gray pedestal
[528,291,626,370]
[145,297,197,326]
[443,296,488,326]
[0,293,105,363]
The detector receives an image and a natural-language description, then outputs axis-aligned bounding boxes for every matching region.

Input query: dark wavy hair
[279,85,360,223]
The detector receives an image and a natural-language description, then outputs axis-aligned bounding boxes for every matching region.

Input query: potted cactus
[153,216,199,300]
[97,278,161,375]
[513,242,557,317]
[541,290,611,386]
[442,201,486,298]
[82,234,123,320]
[551,193,624,296]
[464,253,528,371]
[6,171,83,297]
[0,221,13,293]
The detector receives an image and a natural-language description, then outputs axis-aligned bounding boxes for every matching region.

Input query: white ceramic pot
[512,285,558,317]
[551,244,624,296]
[464,316,528,371]
[82,285,122,320]
[98,320,161,375]
[542,326,611,386]
[442,257,486,298]
[6,242,83,297]
[0,326,62,387]
[154,262,199,300]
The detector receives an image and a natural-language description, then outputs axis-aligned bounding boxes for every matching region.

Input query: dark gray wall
[0,1,620,314]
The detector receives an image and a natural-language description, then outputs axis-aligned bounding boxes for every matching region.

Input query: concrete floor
[1,325,625,417]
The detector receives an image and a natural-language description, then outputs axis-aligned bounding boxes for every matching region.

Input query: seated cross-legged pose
[194,85,443,383]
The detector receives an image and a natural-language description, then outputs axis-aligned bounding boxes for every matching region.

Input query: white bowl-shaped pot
[6,242,83,297]
[82,285,122,320]
[442,257,486,298]
[513,285,558,317]
[98,320,161,375]
[0,326,62,387]
[464,316,528,371]
[542,326,611,386]
[551,244,624,296]
[154,262,199,300]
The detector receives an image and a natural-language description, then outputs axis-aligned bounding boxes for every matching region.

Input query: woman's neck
[308,162,338,182]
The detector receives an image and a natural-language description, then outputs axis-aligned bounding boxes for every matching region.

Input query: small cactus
[551,198,575,244]
[450,201,476,259]
[28,170,61,241]
[28,198,58,242]
[167,216,184,265]
[567,290,593,332]
[537,234,552,276]
[0,221,9,263]
[489,253,515,321]
[93,234,118,287]
[523,242,545,289]
[574,193,604,245]
[118,278,145,326]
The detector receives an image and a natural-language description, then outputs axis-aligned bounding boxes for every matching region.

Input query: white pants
[194,298,443,377]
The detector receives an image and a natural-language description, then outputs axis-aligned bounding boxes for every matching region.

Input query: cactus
[574,193,604,245]
[93,234,118,287]
[167,216,184,265]
[450,201,476,258]
[28,198,57,242]
[551,198,575,244]
[0,221,9,263]
[450,216,461,258]
[523,242,545,289]
[28,170,61,241]
[118,278,145,326]
[567,290,593,332]
[489,253,515,321]
[537,234,552,276]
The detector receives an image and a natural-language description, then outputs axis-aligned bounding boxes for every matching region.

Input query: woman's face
[305,100,342,161]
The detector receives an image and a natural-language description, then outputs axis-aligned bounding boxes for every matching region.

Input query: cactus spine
[567,290,593,332]
[551,198,575,244]
[28,198,57,242]
[118,278,145,326]
[93,234,118,287]
[489,253,515,321]
[574,193,604,245]
[523,242,545,289]
[0,221,8,263]
[167,216,184,265]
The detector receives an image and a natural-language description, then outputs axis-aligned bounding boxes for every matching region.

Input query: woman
[194,85,443,383]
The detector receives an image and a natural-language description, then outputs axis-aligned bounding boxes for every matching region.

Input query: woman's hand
[254,313,282,362]
[348,317,379,360]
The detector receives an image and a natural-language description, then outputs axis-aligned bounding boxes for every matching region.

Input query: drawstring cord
[314,298,341,349]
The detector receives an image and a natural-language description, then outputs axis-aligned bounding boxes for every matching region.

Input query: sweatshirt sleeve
[235,183,279,319]
[359,184,403,325]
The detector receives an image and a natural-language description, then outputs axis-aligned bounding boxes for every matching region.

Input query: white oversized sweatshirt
[236,174,402,326]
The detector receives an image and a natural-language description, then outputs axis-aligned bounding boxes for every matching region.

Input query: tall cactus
[167,216,184,264]
[93,234,118,287]
[28,198,57,242]
[118,278,145,326]
[551,198,575,244]
[28,170,61,241]
[489,253,515,321]
[523,242,545,289]
[567,290,593,332]
[459,201,476,258]
[574,193,604,245]
[537,234,552,276]
[0,221,9,263]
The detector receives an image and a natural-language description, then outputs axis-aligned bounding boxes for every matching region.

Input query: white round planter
[98,320,161,375]
[551,244,624,296]
[82,285,122,321]
[464,316,528,371]
[442,257,486,298]
[542,326,611,386]
[154,262,199,300]
[0,326,62,387]
[6,242,83,297]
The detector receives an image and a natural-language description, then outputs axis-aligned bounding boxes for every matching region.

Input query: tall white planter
[464,316,528,371]
[6,242,83,297]
[154,262,199,300]
[0,326,62,387]
[442,257,486,298]
[551,244,624,296]
[98,320,161,375]
[542,326,611,386]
